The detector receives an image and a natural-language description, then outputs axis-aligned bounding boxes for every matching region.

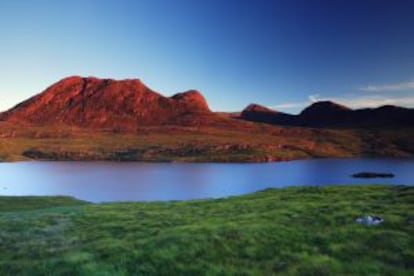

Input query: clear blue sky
[1,0,414,113]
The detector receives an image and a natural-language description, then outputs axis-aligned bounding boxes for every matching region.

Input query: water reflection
[0,158,413,202]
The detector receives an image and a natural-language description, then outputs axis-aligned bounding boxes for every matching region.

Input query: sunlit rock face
[1,76,213,129]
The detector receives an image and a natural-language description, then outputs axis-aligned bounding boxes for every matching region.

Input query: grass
[0,196,88,212]
[0,185,413,275]
[1,121,413,162]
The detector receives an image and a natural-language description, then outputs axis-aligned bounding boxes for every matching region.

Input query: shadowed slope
[299,101,353,127]
[241,104,298,125]
[241,101,414,128]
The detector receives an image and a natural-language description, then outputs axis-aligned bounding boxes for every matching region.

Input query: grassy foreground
[0,185,413,275]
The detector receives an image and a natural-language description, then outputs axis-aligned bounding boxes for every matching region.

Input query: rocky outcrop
[352,172,394,178]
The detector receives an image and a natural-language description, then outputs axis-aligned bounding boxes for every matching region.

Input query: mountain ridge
[1,76,414,129]
[1,76,215,129]
[0,76,413,162]
[241,101,414,128]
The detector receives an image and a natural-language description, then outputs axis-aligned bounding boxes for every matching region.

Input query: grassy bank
[0,185,413,275]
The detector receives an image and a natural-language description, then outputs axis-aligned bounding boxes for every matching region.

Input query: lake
[0,158,413,202]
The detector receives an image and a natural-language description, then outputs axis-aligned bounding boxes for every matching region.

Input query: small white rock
[355,215,384,225]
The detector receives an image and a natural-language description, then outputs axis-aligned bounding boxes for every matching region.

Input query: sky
[0,0,414,113]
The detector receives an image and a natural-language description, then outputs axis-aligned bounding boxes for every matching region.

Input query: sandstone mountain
[1,76,217,129]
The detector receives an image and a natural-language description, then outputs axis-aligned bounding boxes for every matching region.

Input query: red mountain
[1,76,215,129]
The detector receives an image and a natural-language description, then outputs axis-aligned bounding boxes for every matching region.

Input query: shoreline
[2,154,414,163]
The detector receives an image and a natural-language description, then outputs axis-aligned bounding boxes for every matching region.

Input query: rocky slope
[0,76,219,129]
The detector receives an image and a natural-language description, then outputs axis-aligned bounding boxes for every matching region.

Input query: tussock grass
[0,185,413,275]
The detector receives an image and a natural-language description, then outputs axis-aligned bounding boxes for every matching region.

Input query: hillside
[241,104,298,125]
[0,76,226,130]
[240,101,414,128]
[0,76,414,162]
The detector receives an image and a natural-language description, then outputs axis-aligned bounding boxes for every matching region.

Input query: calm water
[0,158,413,202]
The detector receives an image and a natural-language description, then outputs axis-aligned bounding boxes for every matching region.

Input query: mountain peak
[53,76,147,90]
[241,103,296,125]
[300,101,351,116]
[243,103,276,113]
[2,76,212,129]
[305,100,350,110]
[171,90,210,112]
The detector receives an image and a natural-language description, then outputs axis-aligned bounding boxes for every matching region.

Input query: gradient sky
[1,0,414,113]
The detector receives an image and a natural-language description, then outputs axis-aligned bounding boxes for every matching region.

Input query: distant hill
[241,104,298,125]
[241,101,414,128]
[0,76,227,129]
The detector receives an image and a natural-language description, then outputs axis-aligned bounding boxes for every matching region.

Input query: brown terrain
[0,76,413,162]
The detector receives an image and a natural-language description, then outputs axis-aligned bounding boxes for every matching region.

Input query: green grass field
[0,185,413,275]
